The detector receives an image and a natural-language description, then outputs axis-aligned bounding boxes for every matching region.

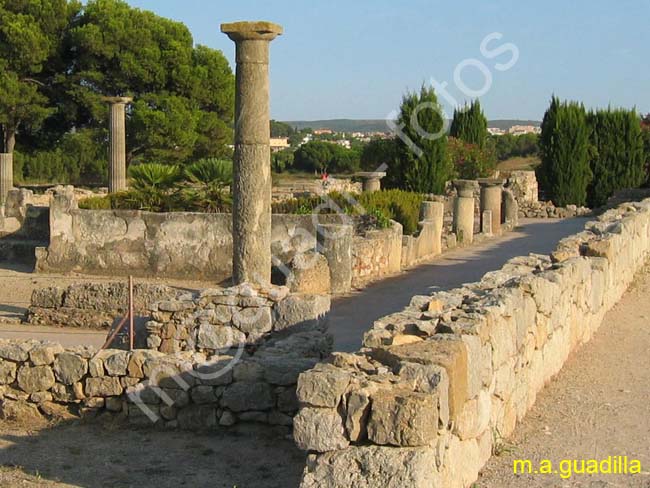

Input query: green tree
[587,108,645,207]
[391,85,451,193]
[449,100,488,148]
[270,120,294,138]
[360,138,399,171]
[0,0,79,153]
[537,97,592,206]
[293,141,360,174]
[64,0,234,166]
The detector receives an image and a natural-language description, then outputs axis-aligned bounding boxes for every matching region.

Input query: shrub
[447,137,497,180]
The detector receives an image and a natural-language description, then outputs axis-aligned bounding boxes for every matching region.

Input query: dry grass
[497,156,541,172]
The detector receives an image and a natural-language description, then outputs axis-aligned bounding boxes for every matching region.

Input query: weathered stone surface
[53,353,87,385]
[17,365,56,393]
[104,351,130,376]
[197,323,245,350]
[0,342,29,362]
[0,399,44,422]
[85,376,122,397]
[294,407,349,452]
[0,361,17,384]
[261,356,319,386]
[232,307,273,337]
[345,387,375,442]
[367,390,438,447]
[296,364,350,408]
[273,294,331,332]
[300,446,438,488]
[29,343,64,366]
[221,382,274,412]
[286,251,331,294]
[191,385,217,404]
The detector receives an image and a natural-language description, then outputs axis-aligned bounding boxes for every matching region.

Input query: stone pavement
[328,217,589,352]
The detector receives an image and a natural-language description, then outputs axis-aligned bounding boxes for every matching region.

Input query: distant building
[270,137,290,152]
[508,125,541,136]
[313,128,334,135]
[488,127,505,136]
[333,139,351,149]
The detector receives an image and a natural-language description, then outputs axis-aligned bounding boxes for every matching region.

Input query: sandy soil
[476,264,650,487]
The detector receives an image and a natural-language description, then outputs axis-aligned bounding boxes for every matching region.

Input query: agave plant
[129,163,182,191]
[182,158,233,212]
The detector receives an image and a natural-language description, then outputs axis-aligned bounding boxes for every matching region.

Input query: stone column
[317,223,353,294]
[502,188,519,228]
[222,21,283,287]
[0,153,14,207]
[103,97,133,194]
[420,200,444,255]
[357,172,386,193]
[479,179,504,235]
[453,180,477,245]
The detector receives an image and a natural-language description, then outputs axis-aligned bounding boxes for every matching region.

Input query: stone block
[85,376,123,397]
[293,407,349,452]
[53,353,88,385]
[296,364,350,408]
[221,382,274,412]
[273,294,331,332]
[17,365,56,393]
[286,251,331,294]
[29,343,64,366]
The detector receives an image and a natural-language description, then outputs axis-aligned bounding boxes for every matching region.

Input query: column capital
[477,178,504,188]
[101,96,133,105]
[453,179,478,198]
[221,21,283,42]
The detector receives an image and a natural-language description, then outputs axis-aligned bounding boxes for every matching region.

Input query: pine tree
[391,85,451,193]
[537,97,592,206]
[449,100,488,148]
[587,108,646,207]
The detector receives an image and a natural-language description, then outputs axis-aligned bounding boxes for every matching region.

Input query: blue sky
[125,0,649,122]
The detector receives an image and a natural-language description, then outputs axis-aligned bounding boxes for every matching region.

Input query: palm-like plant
[182,158,233,212]
[129,163,182,190]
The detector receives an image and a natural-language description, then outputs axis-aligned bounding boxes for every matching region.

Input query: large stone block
[53,353,88,385]
[85,376,123,397]
[296,364,350,408]
[273,294,331,332]
[17,365,55,393]
[367,390,438,447]
[221,382,274,412]
[286,251,331,294]
[293,407,349,452]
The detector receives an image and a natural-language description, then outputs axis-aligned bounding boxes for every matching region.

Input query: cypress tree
[587,108,646,207]
[537,97,592,206]
[391,85,451,193]
[449,100,488,148]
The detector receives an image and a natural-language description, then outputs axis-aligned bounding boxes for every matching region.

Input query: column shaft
[0,153,13,206]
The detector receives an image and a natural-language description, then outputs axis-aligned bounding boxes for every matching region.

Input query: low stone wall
[293,199,650,487]
[519,200,591,219]
[27,282,183,329]
[145,283,331,354]
[351,223,402,288]
[34,186,341,281]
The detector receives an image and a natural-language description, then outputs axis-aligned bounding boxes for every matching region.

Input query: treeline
[1,0,235,185]
[537,96,649,207]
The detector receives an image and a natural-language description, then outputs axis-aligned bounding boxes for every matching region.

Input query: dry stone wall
[351,223,402,288]
[293,198,650,488]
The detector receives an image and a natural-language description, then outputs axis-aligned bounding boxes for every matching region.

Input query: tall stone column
[453,180,477,245]
[222,21,283,287]
[0,153,13,206]
[103,96,133,194]
[420,200,444,255]
[479,179,504,235]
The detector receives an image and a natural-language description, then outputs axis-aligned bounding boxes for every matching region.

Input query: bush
[447,137,497,180]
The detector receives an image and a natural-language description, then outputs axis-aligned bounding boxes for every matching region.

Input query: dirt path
[476,264,650,487]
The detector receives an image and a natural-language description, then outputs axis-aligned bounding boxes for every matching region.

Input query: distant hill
[285,119,541,133]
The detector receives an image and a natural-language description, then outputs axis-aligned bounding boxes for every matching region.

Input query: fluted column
[103,96,133,193]
[0,153,13,207]
[222,21,283,287]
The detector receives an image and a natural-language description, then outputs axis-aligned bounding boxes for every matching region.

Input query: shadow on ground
[0,418,305,488]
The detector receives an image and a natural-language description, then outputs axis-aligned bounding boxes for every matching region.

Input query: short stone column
[0,153,14,206]
[103,97,133,194]
[357,172,386,193]
[222,21,283,287]
[479,179,504,235]
[420,200,444,255]
[317,223,353,294]
[502,188,519,228]
[453,180,477,244]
